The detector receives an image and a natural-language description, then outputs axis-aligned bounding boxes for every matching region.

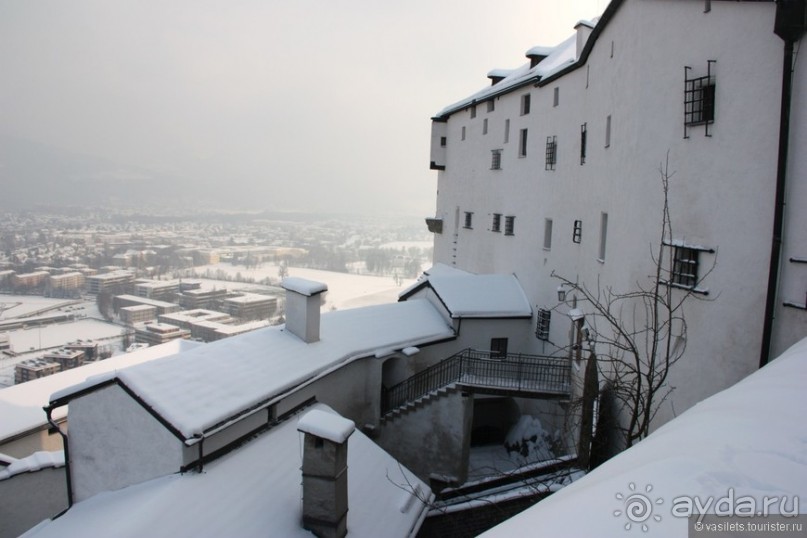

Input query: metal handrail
[382,348,570,415]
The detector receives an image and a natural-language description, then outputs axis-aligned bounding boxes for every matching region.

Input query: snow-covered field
[0,296,79,320]
[189,263,416,311]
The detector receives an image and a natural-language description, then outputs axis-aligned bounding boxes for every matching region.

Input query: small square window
[492,213,502,233]
[504,216,515,236]
[521,94,531,115]
[440,136,447,147]
[463,211,473,229]
[491,149,502,170]
[545,136,557,171]
[573,220,582,243]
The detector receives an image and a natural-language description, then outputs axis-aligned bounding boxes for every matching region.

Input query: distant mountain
[0,135,207,211]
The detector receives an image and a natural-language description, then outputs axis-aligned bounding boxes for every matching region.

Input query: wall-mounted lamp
[557,283,575,302]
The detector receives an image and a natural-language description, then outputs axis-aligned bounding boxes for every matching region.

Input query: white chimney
[298,409,356,538]
[575,20,595,58]
[281,277,327,343]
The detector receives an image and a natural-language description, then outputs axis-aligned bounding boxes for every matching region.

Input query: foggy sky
[0,0,604,216]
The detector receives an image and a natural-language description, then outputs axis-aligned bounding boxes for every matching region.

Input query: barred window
[504,216,515,236]
[536,309,551,340]
[491,149,502,170]
[672,246,700,288]
[492,213,502,233]
[545,136,557,170]
[573,220,582,244]
[463,211,473,229]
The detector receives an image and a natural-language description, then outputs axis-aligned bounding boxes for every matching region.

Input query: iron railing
[382,349,571,415]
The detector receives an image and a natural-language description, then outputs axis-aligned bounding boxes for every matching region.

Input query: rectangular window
[470,105,477,119]
[573,220,582,243]
[605,115,612,148]
[504,216,515,236]
[535,308,551,340]
[519,129,528,157]
[483,118,488,135]
[487,100,495,113]
[492,213,502,233]
[580,123,587,165]
[543,219,553,250]
[553,87,559,107]
[598,212,608,261]
[521,93,531,115]
[463,211,473,229]
[684,61,716,137]
[461,126,466,141]
[672,246,700,288]
[545,136,557,170]
[490,337,508,359]
[491,149,502,170]
[440,136,447,147]
[504,119,510,143]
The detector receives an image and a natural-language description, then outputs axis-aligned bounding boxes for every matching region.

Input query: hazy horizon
[0,0,605,215]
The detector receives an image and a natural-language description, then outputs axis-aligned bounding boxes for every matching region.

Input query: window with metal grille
[504,216,515,236]
[491,149,502,170]
[535,309,551,340]
[492,213,502,232]
[573,220,582,243]
[672,246,700,288]
[684,61,716,137]
[580,123,587,165]
[463,211,473,229]
[545,136,557,170]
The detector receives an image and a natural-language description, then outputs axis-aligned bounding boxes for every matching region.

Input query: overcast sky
[0,1,605,216]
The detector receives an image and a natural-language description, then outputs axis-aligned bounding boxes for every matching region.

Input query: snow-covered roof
[480,336,807,537]
[0,339,203,444]
[434,14,606,120]
[50,299,454,440]
[0,450,64,481]
[22,404,432,538]
[401,270,532,319]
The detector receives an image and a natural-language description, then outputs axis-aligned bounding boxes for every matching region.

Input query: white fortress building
[427,0,806,430]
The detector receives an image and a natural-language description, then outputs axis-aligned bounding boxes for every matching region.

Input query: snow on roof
[0,340,203,444]
[297,409,355,443]
[281,276,328,296]
[21,404,432,538]
[435,23,591,119]
[0,450,64,481]
[480,336,807,538]
[402,271,532,319]
[51,299,454,440]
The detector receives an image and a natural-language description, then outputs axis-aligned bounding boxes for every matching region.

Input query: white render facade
[429,0,806,427]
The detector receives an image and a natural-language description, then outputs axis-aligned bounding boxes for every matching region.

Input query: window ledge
[596,258,605,264]
[783,301,807,311]
[661,279,710,296]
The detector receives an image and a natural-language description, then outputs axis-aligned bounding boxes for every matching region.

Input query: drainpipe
[760,0,806,368]
[45,404,73,507]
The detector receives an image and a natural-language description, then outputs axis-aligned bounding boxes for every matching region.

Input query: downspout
[760,0,806,367]
[45,404,73,507]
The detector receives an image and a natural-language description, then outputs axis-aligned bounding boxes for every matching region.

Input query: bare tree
[553,155,715,448]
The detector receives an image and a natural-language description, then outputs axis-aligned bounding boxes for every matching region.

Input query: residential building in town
[133,322,191,346]
[119,305,158,326]
[86,270,135,295]
[113,295,180,316]
[132,279,180,302]
[14,359,60,384]
[47,272,85,292]
[427,0,806,432]
[221,293,278,321]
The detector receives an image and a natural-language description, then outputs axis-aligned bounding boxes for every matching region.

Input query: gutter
[760,0,806,367]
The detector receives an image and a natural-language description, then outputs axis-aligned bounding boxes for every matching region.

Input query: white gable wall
[431,0,793,427]
[68,384,184,502]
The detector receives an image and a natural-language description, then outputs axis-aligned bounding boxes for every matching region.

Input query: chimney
[281,277,327,343]
[298,409,355,538]
[574,20,595,58]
